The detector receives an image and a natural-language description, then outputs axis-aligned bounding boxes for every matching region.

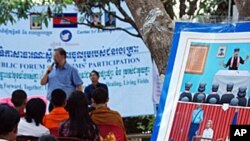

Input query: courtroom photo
[179,42,250,104]
[173,41,250,141]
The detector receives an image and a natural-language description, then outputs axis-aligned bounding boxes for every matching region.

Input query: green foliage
[123,115,155,134]
[74,0,116,14]
[197,0,228,16]
[0,0,229,26]
[161,0,228,20]
[0,0,33,25]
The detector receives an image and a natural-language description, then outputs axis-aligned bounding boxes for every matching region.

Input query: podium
[212,70,250,96]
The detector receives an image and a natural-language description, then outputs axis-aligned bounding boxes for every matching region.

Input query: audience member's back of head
[66,91,89,119]
[0,104,20,140]
[198,82,206,93]
[51,89,66,107]
[211,84,219,93]
[25,98,46,126]
[92,88,108,104]
[11,89,27,107]
[226,83,234,92]
[185,82,192,91]
[64,91,97,139]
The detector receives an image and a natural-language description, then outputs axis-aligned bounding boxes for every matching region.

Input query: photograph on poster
[89,12,102,26]
[153,26,250,141]
[174,41,250,141]
[30,13,42,30]
[105,12,116,27]
[216,45,227,58]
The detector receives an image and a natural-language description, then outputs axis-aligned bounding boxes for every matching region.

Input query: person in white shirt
[0,104,20,141]
[18,98,50,137]
[201,120,214,141]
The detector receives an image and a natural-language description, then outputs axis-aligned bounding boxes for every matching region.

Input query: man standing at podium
[221,48,249,70]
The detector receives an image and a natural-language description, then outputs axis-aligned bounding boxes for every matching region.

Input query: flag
[53,13,77,28]
[232,111,238,125]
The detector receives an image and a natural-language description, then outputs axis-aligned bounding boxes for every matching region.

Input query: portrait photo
[216,46,226,58]
[105,12,116,27]
[90,12,102,26]
[30,13,42,30]
[153,22,250,141]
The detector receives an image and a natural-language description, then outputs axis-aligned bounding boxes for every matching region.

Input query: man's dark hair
[234,48,240,52]
[0,104,20,136]
[25,98,46,126]
[51,89,66,107]
[91,88,108,104]
[11,89,27,107]
[54,47,66,58]
[89,70,100,78]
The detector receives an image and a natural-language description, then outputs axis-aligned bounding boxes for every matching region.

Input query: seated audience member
[179,82,193,102]
[18,98,50,137]
[0,104,20,141]
[59,91,100,140]
[236,87,247,106]
[11,89,27,117]
[221,83,235,104]
[90,88,128,141]
[84,70,109,105]
[193,82,206,103]
[43,89,69,132]
[201,120,214,141]
[39,134,57,141]
[206,84,220,104]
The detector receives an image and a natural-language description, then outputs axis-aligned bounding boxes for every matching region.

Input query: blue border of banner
[151,22,250,141]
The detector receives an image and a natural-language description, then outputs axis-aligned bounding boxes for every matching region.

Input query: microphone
[47,62,54,74]
[51,62,55,68]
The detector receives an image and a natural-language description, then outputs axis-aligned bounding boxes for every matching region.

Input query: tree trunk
[126,0,173,75]
[234,0,250,20]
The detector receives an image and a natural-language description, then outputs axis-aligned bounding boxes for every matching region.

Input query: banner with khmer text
[0,5,154,117]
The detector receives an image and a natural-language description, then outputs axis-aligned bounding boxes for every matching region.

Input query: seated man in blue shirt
[84,70,108,105]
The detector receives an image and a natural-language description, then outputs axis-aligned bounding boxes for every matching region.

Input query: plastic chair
[57,137,84,141]
[98,124,125,141]
[16,135,39,141]
[49,127,59,137]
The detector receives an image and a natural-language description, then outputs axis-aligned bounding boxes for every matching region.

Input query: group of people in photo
[179,81,249,107]
[0,48,128,141]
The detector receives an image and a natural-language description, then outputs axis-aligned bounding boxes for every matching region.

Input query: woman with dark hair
[18,98,49,137]
[59,91,100,141]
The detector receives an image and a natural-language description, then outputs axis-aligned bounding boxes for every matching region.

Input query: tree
[234,0,250,20]
[125,0,173,75]
[0,0,247,75]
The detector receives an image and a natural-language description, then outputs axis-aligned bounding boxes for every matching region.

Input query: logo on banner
[53,13,78,28]
[60,30,72,42]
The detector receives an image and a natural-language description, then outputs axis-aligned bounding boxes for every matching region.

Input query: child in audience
[43,89,69,136]
[11,89,27,117]
[18,98,50,137]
